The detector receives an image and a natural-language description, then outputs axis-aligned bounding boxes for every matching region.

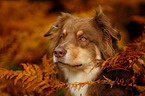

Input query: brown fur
[44,10,138,96]
[45,11,120,59]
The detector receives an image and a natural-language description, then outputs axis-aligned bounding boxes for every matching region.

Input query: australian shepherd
[44,7,138,96]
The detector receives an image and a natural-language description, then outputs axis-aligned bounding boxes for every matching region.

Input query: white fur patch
[63,66,102,96]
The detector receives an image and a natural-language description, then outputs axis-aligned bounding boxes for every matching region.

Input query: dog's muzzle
[53,47,83,68]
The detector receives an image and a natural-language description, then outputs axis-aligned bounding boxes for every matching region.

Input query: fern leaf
[26,63,36,75]
[23,76,37,86]
[21,63,28,71]
[6,70,13,79]
[74,85,78,91]
[22,76,29,83]
[38,84,51,93]
[46,90,55,96]
[54,82,66,89]
[0,68,9,79]
[78,85,82,91]
[25,79,38,89]
[80,83,85,88]
[9,73,18,80]
[71,84,74,89]
[42,55,51,68]
[14,72,23,85]
[33,64,43,80]
[33,80,48,91]
[21,63,35,76]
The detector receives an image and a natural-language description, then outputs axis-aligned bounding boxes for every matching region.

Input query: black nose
[54,47,67,57]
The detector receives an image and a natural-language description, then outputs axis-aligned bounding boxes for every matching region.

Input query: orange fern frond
[0,33,144,95]
[33,80,50,91]
[0,54,60,95]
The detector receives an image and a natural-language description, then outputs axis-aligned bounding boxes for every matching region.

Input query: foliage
[0,0,145,95]
[0,33,144,95]
[0,55,57,95]
[0,1,53,69]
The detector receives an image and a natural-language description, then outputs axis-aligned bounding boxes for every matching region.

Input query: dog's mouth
[56,61,82,68]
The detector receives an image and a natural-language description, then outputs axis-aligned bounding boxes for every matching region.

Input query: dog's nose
[54,47,67,57]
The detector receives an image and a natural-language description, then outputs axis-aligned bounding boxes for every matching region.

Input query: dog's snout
[54,47,67,57]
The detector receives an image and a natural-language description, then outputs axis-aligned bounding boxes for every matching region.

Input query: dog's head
[44,9,120,70]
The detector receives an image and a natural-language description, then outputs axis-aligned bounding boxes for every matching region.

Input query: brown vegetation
[0,32,144,96]
[0,0,145,95]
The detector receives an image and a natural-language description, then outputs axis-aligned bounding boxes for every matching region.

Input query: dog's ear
[92,6,121,59]
[44,13,72,52]
[44,13,72,37]
[44,22,58,37]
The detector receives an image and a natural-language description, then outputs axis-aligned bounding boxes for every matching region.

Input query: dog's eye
[80,37,87,41]
[60,36,64,40]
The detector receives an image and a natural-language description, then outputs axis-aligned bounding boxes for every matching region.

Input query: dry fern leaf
[0,33,144,95]
[38,84,51,93]
[4,55,59,94]
[0,61,57,95]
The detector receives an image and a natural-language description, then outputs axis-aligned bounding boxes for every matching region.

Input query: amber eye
[60,35,64,40]
[80,37,87,41]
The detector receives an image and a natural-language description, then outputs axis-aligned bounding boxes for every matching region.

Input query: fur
[44,7,138,96]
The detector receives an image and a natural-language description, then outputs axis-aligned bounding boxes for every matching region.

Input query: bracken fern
[0,32,145,95]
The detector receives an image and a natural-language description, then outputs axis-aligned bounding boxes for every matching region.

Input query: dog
[44,7,138,96]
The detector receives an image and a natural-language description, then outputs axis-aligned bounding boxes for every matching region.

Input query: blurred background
[0,0,144,95]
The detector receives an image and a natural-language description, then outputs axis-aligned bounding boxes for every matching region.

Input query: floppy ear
[44,13,72,52]
[92,6,121,59]
[44,22,58,37]
[44,13,72,37]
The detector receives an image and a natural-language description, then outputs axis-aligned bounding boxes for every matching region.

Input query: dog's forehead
[63,17,93,34]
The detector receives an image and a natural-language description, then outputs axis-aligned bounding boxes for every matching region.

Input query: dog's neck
[62,65,102,96]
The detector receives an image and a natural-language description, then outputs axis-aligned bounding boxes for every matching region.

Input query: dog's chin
[55,61,83,68]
